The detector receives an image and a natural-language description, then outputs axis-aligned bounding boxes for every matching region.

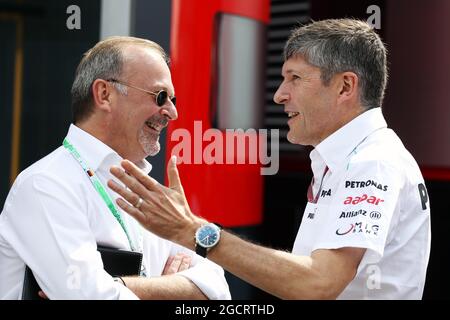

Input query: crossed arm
[122,253,207,300]
[38,252,208,300]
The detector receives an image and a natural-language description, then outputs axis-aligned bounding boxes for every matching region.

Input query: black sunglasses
[107,79,176,107]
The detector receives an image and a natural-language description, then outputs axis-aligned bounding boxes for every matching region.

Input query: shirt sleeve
[168,244,232,300]
[312,160,403,265]
[1,173,138,300]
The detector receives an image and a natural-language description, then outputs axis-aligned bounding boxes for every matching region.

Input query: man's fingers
[120,160,160,191]
[169,253,184,273]
[115,197,147,223]
[162,255,175,275]
[107,179,144,209]
[162,253,192,275]
[107,179,138,204]
[179,255,192,271]
[109,165,149,200]
[163,253,183,275]
[167,155,183,193]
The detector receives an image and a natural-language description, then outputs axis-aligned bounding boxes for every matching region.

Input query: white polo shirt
[0,124,231,300]
[292,108,431,299]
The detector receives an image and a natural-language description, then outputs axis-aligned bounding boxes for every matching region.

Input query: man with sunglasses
[0,37,230,300]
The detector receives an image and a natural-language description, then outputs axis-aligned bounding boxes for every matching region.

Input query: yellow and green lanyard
[63,138,136,251]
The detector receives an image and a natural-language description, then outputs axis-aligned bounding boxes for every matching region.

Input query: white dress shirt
[292,108,431,299]
[0,124,231,300]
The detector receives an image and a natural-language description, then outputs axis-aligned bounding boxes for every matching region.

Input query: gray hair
[71,36,168,123]
[284,19,388,109]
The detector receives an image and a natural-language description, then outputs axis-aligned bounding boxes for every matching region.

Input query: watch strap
[195,244,208,258]
[195,223,223,258]
[213,222,223,230]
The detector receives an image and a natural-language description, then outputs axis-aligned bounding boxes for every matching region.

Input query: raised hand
[108,156,206,248]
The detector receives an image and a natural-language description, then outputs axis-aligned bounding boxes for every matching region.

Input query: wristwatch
[194,223,222,258]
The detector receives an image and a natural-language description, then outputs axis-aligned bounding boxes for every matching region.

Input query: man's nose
[273,84,289,105]
[160,102,178,120]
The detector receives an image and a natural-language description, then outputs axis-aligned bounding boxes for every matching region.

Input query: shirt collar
[310,108,387,173]
[65,124,152,174]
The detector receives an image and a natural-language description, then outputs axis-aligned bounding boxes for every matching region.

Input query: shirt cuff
[177,261,231,300]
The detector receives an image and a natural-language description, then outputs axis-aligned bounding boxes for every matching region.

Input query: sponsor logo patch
[336,222,380,236]
[345,180,388,191]
[339,209,367,219]
[343,194,384,205]
[369,211,382,220]
[320,189,332,198]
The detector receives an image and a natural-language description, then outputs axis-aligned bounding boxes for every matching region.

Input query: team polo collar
[65,124,152,174]
[313,108,388,172]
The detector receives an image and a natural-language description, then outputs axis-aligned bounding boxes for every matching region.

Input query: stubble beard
[139,128,161,157]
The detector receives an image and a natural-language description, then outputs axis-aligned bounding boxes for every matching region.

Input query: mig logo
[343,194,384,205]
[336,222,380,236]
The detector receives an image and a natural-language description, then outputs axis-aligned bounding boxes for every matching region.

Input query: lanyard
[63,138,135,251]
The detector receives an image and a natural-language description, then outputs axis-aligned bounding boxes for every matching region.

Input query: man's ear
[91,79,113,112]
[337,72,359,104]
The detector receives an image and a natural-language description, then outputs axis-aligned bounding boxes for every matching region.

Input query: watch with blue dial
[195,223,222,258]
